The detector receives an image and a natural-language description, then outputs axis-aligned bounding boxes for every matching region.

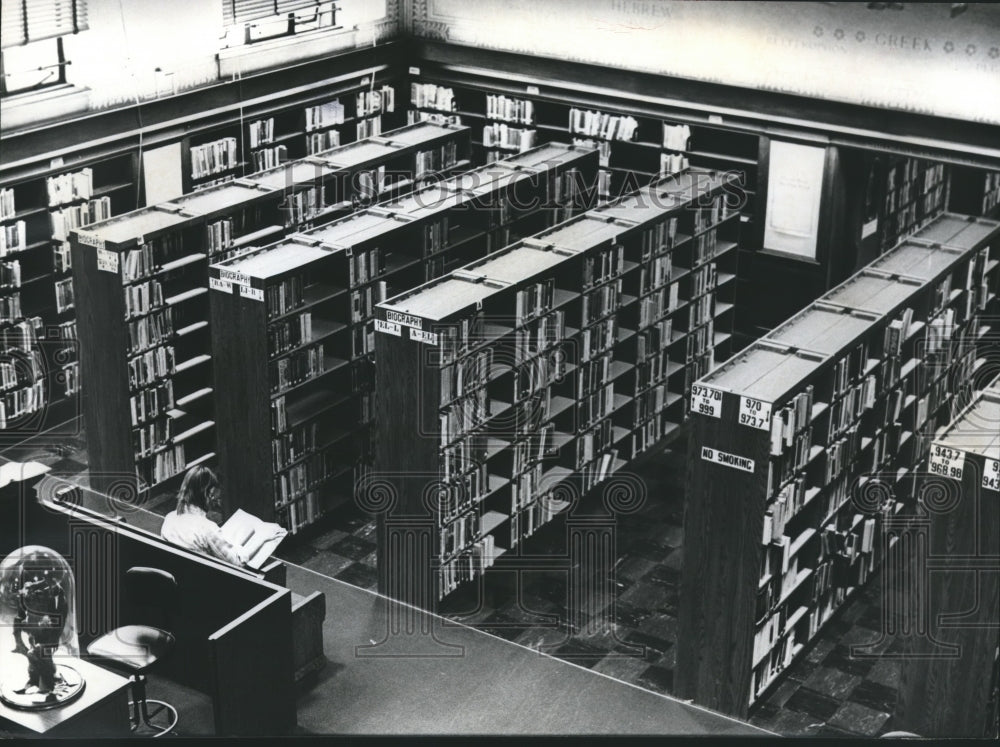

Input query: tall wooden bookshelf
[677,212,1000,718]
[372,167,741,610]
[184,83,405,193]
[69,123,472,498]
[894,375,1000,738]
[1,153,139,440]
[207,143,599,535]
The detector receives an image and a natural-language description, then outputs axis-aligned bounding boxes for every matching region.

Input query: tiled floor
[4,425,908,737]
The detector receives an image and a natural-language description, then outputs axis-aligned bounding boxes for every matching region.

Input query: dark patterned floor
[3,427,906,737]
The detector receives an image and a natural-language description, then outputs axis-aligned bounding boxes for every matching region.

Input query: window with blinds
[0,0,88,49]
[222,0,324,26]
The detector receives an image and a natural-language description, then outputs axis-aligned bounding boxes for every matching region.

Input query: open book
[220,509,287,570]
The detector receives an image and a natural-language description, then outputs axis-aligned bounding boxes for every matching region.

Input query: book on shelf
[54,278,74,313]
[568,108,638,141]
[482,123,536,152]
[46,168,93,206]
[660,152,689,176]
[356,116,383,140]
[410,83,455,112]
[305,99,345,131]
[249,118,275,148]
[306,129,341,156]
[251,145,288,173]
[356,85,396,117]
[191,138,239,180]
[50,196,112,242]
[662,123,692,151]
[220,508,288,569]
[0,187,15,220]
[486,94,534,124]
[1,220,27,256]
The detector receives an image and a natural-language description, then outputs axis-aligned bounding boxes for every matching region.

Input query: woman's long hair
[176,465,219,514]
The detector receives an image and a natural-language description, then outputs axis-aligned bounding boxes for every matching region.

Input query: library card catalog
[929,443,966,480]
[690,384,723,418]
[409,328,438,345]
[739,396,772,431]
[375,319,401,336]
[701,446,755,474]
[983,458,999,492]
[96,248,119,274]
[240,285,264,302]
[209,277,233,293]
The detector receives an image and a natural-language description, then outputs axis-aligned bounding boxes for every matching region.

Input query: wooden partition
[1,466,298,736]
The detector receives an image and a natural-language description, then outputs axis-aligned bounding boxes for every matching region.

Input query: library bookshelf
[69,123,472,499]
[372,167,741,610]
[894,375,1000,738]
[207,142,599,535]
[184,83,405,193]
[677,212,1000,718]
[1,153,138,439]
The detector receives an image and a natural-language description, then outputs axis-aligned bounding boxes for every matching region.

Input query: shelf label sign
[77,231,104,250]
[983,458,999,493]
[862,218,879,239]
[408,66,420,75]
[701,446,755,473]
[96,248,118,274]
[409,328,438,345]
[375,319,401,336]
[240,284,264,302]
[385,310,422,329]
[218,268,251,287]
[209,277,233,293]
[929,443,966,480]
[690,384,723,418]
[526,85,539,95]
[739,396,772,430]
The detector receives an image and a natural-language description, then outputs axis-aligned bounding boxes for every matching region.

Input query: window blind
[1,0,88,48]
[222,0,322,26]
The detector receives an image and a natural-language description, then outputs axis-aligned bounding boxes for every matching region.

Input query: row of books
[691,261,717,299]
[583,244,625,289]
[61,361,80,397]
[132,419,172,458]
[121,238,181,284]
[660,153,690,176]
[53,243,72,274]
[762,476,810,545]
[687,318,715,363]
[274,448,342,504]
[639,283,680,327]
[439,310,485,366]
[1,316,43,351]
[641,217,679,260]
[440,348,493,405]
[637,317,673,362]
[251,145,288,173]
[269,343,328,394]
[54,278,74,314]
[662,123,692,151]
[0,293,23,324]
[694,193,731,234]
[265,275,305,319]
[0,260,21,289]
[305,99,345,132]
[511,426,554,479]
[572,138,612,168]
[824,424,861,486]
[46,169,93,207]
[509,493,564,549]
[635,347,674,394]
[410,83,455,112]
[639,256,673,297]
[633,410,674,456]
[578,353,613,400]
[0,380,46,428]
[769,386,815,456]
[357,86,396,118]
[439,386,491,446]
[582,277,622,326]
[831,341,869,399]
[568,108,638,141]
[684,349,715,396]
[634,381,674,425]
[579,447,620,494]
[206,218,234,258]
[356,116,383,140]
[0,220,26,256]
[440,463,493,523]
[577,381,615,429]
[513,352,563,403]
[275,489,323,533]
[415,142,459,178]
[439,509,480,559]
[437,534,499,600]
[486,94,533,124]
[0,187,15,221]
[137,443,186,486]
[689,292,714,329]
[347,246,385,288]
[828,374,876,441]
[123,279,164,320]
[128,345,175,391]
[281,186,324,226]
[191,138,239,180]
[982,171,1000,214]
[883,307,915,358]
[481,124,536,151]
[576,417,613,467]
[0,350,44,391]
[268,311,317,357]
[693,226,721,267]
[126,309,173,354]
[306,129,341,156]
[129,379,174,427]
[408,110,462,127]
[580,316,618,363]
[248,117,275,148]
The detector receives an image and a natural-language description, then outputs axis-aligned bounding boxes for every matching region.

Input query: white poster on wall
[143,142,184,205]
[763,141,827,261]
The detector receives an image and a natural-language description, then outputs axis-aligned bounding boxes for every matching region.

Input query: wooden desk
[0,658,130,738]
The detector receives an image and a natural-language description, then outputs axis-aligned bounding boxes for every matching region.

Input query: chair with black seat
[86,567,179,737]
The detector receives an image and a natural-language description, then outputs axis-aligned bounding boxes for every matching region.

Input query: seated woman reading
[161,466,245,566]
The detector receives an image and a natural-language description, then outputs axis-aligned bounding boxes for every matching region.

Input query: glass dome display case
[0,546,85,710]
